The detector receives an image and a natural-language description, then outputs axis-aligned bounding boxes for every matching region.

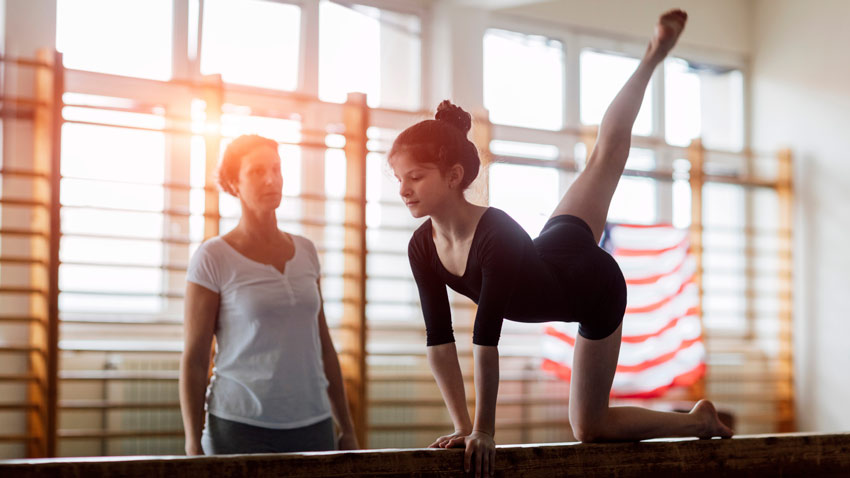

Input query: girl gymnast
[389,9,733,478]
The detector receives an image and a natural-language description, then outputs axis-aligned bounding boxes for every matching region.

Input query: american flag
[541,223,705,398]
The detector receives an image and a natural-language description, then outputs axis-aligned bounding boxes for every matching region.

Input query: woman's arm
[316,280,359,450]
[427,342,473,445]
[179,283,219,456]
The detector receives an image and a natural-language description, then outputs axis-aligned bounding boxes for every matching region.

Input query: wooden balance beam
[1,433,848,477]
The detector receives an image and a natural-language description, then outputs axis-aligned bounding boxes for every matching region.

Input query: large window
[319,1,422,110]
[200,0,302,90]
[483,29,564,130]
[56,0,173,80]
[59,101,169,314]
[665,58,744,150]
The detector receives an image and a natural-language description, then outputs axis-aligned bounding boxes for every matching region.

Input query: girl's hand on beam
[464,430,496,478]
[429,429,471,449]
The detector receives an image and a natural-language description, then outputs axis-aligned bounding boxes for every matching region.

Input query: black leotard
[408,207,627,346]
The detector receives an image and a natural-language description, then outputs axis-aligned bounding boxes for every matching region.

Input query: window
[489,163,559,237]
[319,1,422,110]
[56,0,173,80]
[484,29,564,130]
[607,149,658,225]
[665,58,744,150]
[580,50,653,136]
[200,0,301,90]
[59,102,168,314]
[488,140,562,236]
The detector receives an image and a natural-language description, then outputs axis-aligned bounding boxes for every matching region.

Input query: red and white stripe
[541,223,704,398]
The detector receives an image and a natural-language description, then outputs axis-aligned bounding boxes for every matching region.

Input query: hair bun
[435,100,472,134]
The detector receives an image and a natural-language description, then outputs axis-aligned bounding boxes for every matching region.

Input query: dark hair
[388,100,480,190]
[216,134,279,197]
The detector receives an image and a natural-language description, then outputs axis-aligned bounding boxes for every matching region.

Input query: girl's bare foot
[647,9,687,62]
[690,399,734,438]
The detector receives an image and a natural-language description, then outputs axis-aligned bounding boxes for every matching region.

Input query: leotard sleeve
[408,228,454,346]
[471,211,527,346]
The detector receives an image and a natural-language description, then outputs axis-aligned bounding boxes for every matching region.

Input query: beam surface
[1,433,849,477]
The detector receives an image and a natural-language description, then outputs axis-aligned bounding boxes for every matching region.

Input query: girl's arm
[317,280,359,449]
[471,344,499,437]
[427,342,473,446]
[179,283,219,455]
[408,232,469,445]
[461,344,499,478]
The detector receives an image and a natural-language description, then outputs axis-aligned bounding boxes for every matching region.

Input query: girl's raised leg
[551,9,688,243]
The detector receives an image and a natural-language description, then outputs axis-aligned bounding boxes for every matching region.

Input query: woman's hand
[463,431,496,478]
[337,431,359,450]
[429,429,471,449]
[185,442,204,456]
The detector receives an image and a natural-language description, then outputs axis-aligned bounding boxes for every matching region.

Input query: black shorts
[535,214,627,340]
[201,414,335,454]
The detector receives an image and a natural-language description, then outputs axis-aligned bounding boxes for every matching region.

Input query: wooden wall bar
[40,48,63,461]
[202,74,223,240]
[776,148,795,432]
[688,138,706,402]
[342,92,370,447]
[2,433,849,478]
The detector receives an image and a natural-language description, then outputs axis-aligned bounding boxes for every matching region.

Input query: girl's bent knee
[571,421,605,443]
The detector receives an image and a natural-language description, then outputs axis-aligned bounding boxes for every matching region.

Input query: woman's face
[390,151,459,218]
[236,146,283,213]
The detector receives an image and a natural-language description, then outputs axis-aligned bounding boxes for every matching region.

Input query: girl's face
[236,146,283,213]
[390,151,461,218]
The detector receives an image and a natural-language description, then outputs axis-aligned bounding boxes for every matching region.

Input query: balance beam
[1,433,848,477]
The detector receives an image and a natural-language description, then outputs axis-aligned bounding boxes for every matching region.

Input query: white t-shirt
[186,235,332,429]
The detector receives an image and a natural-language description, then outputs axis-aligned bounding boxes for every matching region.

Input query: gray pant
[201,414,336,454]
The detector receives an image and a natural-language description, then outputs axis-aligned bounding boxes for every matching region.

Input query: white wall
[4,0,55,56]
[427,1,488,114]
[750,0,850,432]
